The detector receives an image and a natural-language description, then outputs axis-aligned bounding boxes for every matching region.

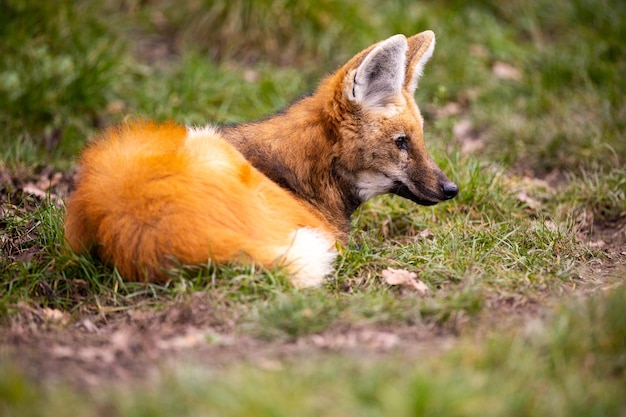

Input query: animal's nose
[442,182,459,199]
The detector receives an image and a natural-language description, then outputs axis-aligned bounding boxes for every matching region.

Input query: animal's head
[325,31,458,206]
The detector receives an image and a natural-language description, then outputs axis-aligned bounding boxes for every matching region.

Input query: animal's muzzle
[441,181,459,200]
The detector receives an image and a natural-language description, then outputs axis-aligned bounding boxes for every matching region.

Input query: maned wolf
[64,31,458,287]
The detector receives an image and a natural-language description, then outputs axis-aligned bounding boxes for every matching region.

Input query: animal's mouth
[392,180,458,206]
[392,181,439,206]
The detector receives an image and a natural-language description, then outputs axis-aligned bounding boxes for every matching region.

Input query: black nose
[442,182,459,199]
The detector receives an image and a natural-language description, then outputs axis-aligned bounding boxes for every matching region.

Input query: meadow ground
[1,1,625,416]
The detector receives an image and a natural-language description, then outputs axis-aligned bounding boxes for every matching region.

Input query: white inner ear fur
[348,34,408,110]
[407,35,435,93]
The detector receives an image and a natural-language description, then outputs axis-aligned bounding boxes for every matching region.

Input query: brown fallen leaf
[309,330,399,351]
[516,189,542,211]
[22,182,62,204]
[110,329,133,354]
[156,331,203,350]
[360,330,399,350]
[106,100,126,115]
[22,182,48,199]
[453,118,484,153]
[417,228,434,240]
[51,344,74,359]
[244,69,260,83]
[437,102,462,118]
[492,61,522,81]
[41,307,70,326]
[382,268,429,294]
[75,317,100,333]
[588,239,607,249]
[470,44,489,58]
[77,346,115,364]
[36,170,62,191]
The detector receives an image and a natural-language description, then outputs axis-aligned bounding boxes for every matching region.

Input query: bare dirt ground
[1,165,624,390]
[1,296,461,389]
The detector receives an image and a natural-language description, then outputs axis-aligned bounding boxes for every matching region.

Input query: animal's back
[64,122,336,286]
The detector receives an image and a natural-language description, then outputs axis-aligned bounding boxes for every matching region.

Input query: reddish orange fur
[65,121,333,282]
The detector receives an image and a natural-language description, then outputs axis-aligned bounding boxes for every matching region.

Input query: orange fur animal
[64,31,458,287]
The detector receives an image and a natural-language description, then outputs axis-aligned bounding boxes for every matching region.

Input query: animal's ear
[346,34,407,110]
[404,30,435,93]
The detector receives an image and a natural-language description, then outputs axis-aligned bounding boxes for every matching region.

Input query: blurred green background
[1,0,624,174]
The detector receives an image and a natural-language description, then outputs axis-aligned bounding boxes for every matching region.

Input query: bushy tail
[64,121,337,285]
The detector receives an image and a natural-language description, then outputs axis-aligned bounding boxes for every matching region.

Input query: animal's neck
[220,94,359,240]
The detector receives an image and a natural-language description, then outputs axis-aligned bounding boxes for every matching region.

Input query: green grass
[1,0,625,415]
[0,158,591,324]
[1,282,624,417]
[0,0,127,168]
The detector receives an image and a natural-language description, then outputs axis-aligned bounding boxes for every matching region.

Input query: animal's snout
[441,182,459,200]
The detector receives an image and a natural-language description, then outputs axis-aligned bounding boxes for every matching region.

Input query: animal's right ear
[345,34,408,111]
[404,31,436,93]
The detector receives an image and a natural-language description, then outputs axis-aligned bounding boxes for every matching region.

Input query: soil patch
[1,295,459,389]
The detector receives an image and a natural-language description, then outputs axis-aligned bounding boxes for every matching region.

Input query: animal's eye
[395,136,409,151]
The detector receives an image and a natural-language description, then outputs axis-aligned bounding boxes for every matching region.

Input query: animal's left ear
[347,34,408,110]
[404,30,436,93]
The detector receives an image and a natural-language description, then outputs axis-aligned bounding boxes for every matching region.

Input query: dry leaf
[588,240,606,249]
[156,332,202,350]
[36,171,62,191]
[41,308,70,325]
[382,268,429,294]
[516,189,541,210]
[417,228,434,239]
[106,100,126,115]
[453,119,473,140]
[51,344,74,358]
[309,330,398,350]
[453,119,484,153]
[256,358,284,371]
[77,346,115,364]
[75,318,100,333]
[110,330,132,353]
[492,61,522,81]
[22,181,62,204]
[408,278,429,294]
[244,69,260,83]
[22,182,48,199]
[470,44,489,58]
[382,267,416,285]
[437,102,462,118]
[155,329,224,350]
[360,330,399,350]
